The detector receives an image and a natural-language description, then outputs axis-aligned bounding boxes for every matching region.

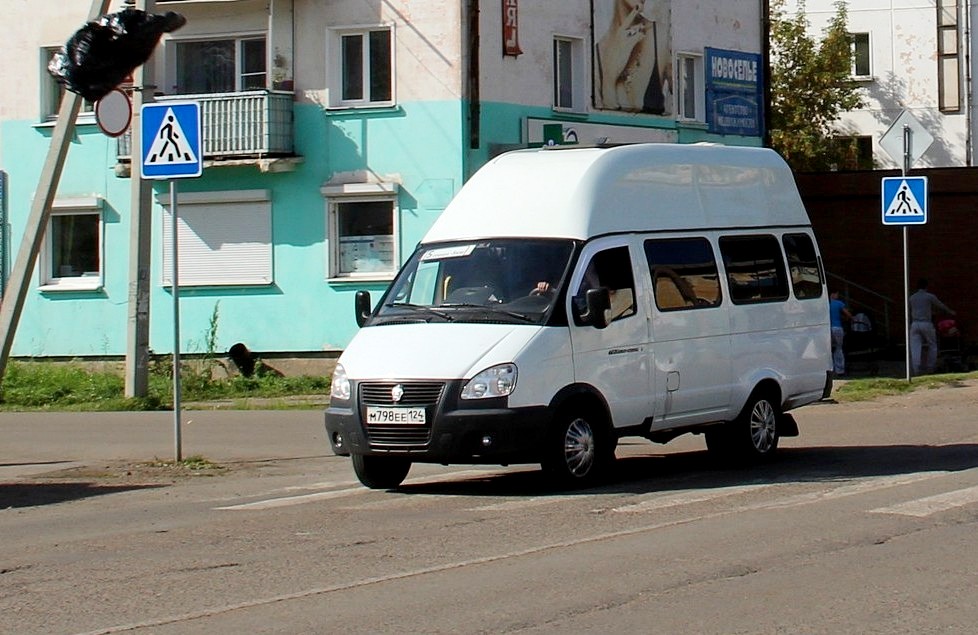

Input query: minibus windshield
[373,239,576,325]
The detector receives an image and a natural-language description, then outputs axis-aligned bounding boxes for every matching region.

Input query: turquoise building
[0,0,765,363]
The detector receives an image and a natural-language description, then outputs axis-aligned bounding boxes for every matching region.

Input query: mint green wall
[0,100,465,357]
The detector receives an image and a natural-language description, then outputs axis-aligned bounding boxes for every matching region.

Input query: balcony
[117,90,300,175]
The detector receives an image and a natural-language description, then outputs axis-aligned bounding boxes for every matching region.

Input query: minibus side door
[568,238,653,429]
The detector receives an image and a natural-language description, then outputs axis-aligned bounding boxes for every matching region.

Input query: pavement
[0,408,330,481]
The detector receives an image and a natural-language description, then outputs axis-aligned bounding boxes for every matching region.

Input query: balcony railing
[119,90,294,161]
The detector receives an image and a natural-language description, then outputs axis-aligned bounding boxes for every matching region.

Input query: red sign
[503,0,522,57]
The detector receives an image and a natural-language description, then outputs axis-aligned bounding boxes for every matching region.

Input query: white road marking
[611,483,773,513]
[470,494,594,512]
[215,469,503,511]
[868,484,978,517]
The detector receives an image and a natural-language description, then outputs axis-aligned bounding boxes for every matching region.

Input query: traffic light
[48,8,186,102]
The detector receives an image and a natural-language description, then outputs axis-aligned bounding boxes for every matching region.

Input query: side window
[644,237,721,311]
[575,246,636,324]
[782,233,824,299]
[718,235,789,304]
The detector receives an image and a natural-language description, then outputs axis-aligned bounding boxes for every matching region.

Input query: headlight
[461,363,517,400]
[330,363,351,401]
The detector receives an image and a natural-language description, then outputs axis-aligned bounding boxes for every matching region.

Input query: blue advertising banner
[705,47,763,137]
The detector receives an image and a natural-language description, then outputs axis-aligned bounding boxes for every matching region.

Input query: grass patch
[143,455,224,471]
[834,371,978,402]
[0,360,330,411]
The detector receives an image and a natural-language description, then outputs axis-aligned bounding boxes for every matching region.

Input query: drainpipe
[762,0,772,148]
[965,0,973,165]
[464,0,480,176]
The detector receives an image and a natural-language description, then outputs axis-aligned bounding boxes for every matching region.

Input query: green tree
[769,0,865,171]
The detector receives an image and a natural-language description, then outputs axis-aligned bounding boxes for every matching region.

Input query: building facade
[0,0,764,361]
[783,0,974,168]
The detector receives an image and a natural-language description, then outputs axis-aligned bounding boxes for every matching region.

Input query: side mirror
[584,288,611,329]
[354,290,372,327]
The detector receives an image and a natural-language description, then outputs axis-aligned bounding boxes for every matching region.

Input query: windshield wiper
[384,302,455,322]
[441,302,535,323]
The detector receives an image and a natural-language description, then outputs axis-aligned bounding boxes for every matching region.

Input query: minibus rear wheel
[352,454,412,489]
[542,406,614,487]
[706,390,780,463]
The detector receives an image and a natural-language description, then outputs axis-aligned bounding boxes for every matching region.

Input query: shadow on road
[0,482,164,509]
[393,443,978,498]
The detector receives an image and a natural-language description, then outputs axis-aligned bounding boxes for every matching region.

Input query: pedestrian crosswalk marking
[145,107,198,165]
[884,179,924,217]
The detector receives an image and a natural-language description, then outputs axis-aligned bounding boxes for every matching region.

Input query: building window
[676,53,704,122]
[160,190,272,287]
[40,198,103,291]
[42,47,94,121]
[938,0,961,112]
[849,33,871,78]
[322,181,399,278]
[172,37,266,94]
[553,36,585,111]
[834,135,874,170]
[328,26,394,107]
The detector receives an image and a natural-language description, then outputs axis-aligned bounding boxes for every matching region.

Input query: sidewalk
[0,409,329,480]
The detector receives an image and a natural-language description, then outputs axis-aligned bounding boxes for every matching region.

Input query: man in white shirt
[909,278,955,375]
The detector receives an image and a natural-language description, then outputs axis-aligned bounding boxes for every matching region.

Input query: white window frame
[849,32,872,80]
[326,24,396,109]
[40,46,95,123]
[159,190,272,287]
[676,52,704,122]
[165,33,267,94]
[321,182,399,281]
[553,35,586,113]
[39,197,104,292]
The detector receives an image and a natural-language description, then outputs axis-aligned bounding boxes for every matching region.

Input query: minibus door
[568,240,653,428]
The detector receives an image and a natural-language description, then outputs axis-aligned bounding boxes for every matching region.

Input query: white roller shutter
[160,190,272,287]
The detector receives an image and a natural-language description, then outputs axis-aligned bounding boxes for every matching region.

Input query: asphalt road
[3,384,978,634]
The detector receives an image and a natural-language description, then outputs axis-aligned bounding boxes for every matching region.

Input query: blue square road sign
[881,176,927,225]
[140,102,202,180]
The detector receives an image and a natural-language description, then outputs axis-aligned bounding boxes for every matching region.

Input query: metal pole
[171,180,182,462]
[902,125,912,382]
[125,0,156,398]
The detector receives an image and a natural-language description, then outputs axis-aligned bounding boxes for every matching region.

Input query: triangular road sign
[884,179,924,216]
[145,107,198,165]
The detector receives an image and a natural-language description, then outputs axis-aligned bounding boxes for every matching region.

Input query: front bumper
[324,399,550,465]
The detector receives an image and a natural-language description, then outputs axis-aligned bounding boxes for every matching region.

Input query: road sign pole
[171,179,182,462]
[902,126,911,382]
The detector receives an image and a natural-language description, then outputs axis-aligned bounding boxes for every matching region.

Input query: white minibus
[325,143,833,488]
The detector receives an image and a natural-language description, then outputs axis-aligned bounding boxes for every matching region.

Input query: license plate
[366,406,426,425]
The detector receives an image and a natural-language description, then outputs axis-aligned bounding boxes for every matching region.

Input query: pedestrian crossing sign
[881,176,927,225]
[140,102,202,180]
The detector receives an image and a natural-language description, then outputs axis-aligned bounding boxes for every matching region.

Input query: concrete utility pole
[0,0,112,382]
[125,0,156,398]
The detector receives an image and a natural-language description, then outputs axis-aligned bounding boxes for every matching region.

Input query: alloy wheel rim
[749,399,777,453]
[563,418,595,477]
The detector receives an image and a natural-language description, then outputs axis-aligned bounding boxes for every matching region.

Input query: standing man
[830,291,852,376]
[909,278,955,375]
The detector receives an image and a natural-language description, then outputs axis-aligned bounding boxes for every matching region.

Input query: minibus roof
[422,143,810,244]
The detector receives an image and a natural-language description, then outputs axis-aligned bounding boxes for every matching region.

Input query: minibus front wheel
[542,406,614,487]
[352,454,412,489]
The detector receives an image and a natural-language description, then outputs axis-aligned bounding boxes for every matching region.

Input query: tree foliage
[769,0,865,171]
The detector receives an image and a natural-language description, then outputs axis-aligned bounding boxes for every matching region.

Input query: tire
[706,390,780,464]
[351,454,412,489]
[542,407,615,487]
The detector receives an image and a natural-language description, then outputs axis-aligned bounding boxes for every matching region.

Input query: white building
[784,0,975,168]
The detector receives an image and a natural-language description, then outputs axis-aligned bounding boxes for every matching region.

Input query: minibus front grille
[359,381,445,447]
